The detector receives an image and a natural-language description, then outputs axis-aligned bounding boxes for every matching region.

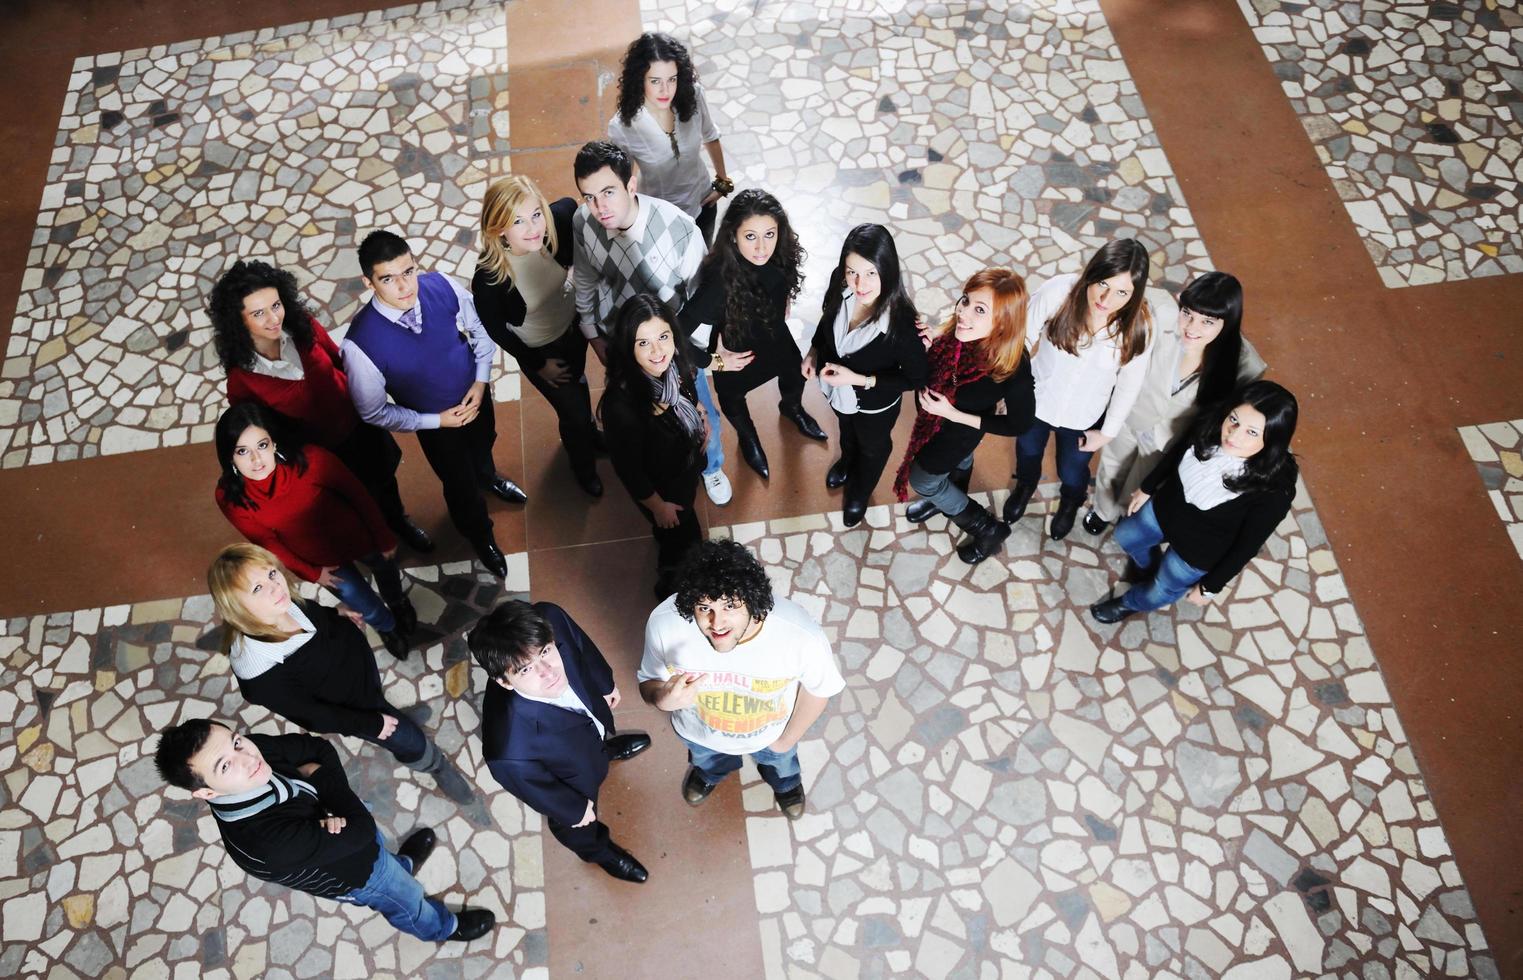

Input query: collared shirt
[515,684,606,739]
[572,193,705,338]
[340,272,495,432]
[819,289,892,415]
[229,604,315,681]
[606,84,722,218]
[248,333,305,382]
[1178,446,1247,510]
[1026,273,1152,436]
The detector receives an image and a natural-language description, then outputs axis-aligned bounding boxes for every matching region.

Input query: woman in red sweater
[209,259,431,552]
[214,402,415,659]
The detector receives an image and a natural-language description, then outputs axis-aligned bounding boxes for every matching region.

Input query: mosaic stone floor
[0,0,515,470]
[716,486,1497,980]
[1239,0,1523,288]
[0,554,551,979]
[642,0,1213,330]
[1458,418,1523,564]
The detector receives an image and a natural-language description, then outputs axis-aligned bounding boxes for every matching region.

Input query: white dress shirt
[1025,273,1152,437]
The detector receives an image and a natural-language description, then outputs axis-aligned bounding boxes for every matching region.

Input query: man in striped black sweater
[154,719,494,943]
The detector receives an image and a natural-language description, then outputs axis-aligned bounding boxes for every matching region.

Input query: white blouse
[607,84,722,218]
[1025,273,1152,436]
[1178,447,1246,510]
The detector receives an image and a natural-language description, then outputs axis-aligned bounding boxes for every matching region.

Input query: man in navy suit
[470,600,652,883]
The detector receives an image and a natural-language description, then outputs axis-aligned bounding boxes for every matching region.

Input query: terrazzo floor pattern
[717,485,1496,980]
[1239,0,1523,288]
[0,0,515,470]
[0,553,550,980]
[1458,418,1523,564]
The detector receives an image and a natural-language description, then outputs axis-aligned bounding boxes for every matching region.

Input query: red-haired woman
[894,269,1036,565]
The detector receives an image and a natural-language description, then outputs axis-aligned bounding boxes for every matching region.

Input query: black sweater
[810,306,930,413]
[210,733,378,898]
[471,196,577,371]
[914,354,1036,473]
[1141,439,1295,594]
[602,382,705,505]
[679,262,794,368]
[235,602,388,740]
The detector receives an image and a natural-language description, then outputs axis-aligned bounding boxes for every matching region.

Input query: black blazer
[471,196,578,371]
[810,303,930,413]
[601,381,705,505]
[480,603,619,826]
[235,602,387,741]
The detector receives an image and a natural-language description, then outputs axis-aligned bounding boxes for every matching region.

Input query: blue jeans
[1015,417,1092,502]
[336,829,456,941]
[1113,499,1207,612]
[325,556,403,633]
[680,733,802,793]
[693,369,725,476]
[358,705,427,766]
[909,453,975,518]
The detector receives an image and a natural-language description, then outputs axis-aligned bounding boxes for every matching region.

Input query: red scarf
[892,333,989,501]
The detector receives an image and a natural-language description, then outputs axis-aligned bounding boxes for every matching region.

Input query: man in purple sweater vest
[342,231,526,579]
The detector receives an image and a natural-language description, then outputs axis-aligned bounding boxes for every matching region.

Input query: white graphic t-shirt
[637,595,845,754]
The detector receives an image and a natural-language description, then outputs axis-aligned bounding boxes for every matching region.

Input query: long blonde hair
[478,175,557,287]
[207,543,303,643]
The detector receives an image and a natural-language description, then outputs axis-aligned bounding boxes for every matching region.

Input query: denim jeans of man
[1113,499,1207,611]
[909,453,976,518]
[325,556,404,633]
[1014,416,1093,502]
[693,369,726,476]
[336,828,456,941]
[680,734,802,793]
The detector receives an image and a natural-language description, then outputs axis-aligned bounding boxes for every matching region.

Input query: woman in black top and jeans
[1091,379,1299,623]
[894,268,1037,565]
[473,174,602,497]
[600,294,708,598]
[679,189,827,481]
[804,224,930,528]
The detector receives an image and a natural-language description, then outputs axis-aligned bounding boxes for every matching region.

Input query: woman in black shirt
[1091,380,1299,623]
[600,294,707,598]
[805,224,930,527]
[679,189,826,481]
[894,268,1036,564]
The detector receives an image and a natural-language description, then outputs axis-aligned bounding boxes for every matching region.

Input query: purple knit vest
[347,272,474,413]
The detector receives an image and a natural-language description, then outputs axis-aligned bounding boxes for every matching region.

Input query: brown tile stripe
[1099,0,1523,970]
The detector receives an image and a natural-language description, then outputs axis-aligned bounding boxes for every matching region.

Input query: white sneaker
[703,469,732,505]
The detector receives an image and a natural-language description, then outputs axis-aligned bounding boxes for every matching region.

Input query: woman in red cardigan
[214,402,415,660]
[209,259,431,552]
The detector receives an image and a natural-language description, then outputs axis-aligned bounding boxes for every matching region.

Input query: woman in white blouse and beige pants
[1005,240,1154,540]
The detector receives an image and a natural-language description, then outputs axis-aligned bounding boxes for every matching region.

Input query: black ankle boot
[842,490,868,528]
[950,501,1011,565]
[826,456,850,490]
[1002,480,1036,523]
[1050,496,1083,541]
[905,498,941,523]
[732,418,769,479]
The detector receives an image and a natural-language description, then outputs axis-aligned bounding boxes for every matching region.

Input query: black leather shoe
[735,425,770,479]
[1090,597,1138,624]
[774,785,806,821]
[1002,481,1037,523]
[950,501,1011,566]
[782,404,828,441]
[598,842,649,883]
[380,630,410,661]
[398,828,436,876]
[392,518,434,553]
[1082,511,1109,536]
[447,908,496,942]
[390,597,418,637]
[473,539,508,579]
[1049,497,1082,541]
[905,498,941,524]
[484,475,528,504]
[842,498,867,529]
[825,456,850,490]
[604,732,652,762]
[574,468,604,497]
[682,767,717,806]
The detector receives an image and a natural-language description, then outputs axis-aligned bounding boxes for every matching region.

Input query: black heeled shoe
[842,494,868,529]
[825,456,850,490]
[733,420,770,479]
[1049,497,1082,541]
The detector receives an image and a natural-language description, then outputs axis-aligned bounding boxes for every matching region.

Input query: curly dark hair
[672,538,775,623]
[616,32,698,126]
[214,401,309,511]
[208,260,316,372]
[699,189,805,349]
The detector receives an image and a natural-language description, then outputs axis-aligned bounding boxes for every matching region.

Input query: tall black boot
[1002,480,1037,523]
[950,500,1011,565]
[1049,493,1084,541]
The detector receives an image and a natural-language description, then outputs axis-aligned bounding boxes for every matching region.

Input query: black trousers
[697,201,718,248]
[331,422,409,530]
[834,400,901,506]
[518,327,598,479]
[636,481,702,591]
[548,816,615,863]
[414,389,498,543]
[711,330,806,428]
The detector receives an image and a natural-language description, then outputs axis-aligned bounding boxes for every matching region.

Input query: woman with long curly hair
[208,260,431,552]
[894,268,1036,565]
[607,32,731,244]
[1005,239,1154,541]
[599,295,708,598]
[213,402,415,661]
[472,174,603,496]
[804,224,930,528]
[677,189,826,481]
[1090,379,1299,623]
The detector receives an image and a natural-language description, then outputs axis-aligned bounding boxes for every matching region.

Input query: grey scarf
[650,364,704,438]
